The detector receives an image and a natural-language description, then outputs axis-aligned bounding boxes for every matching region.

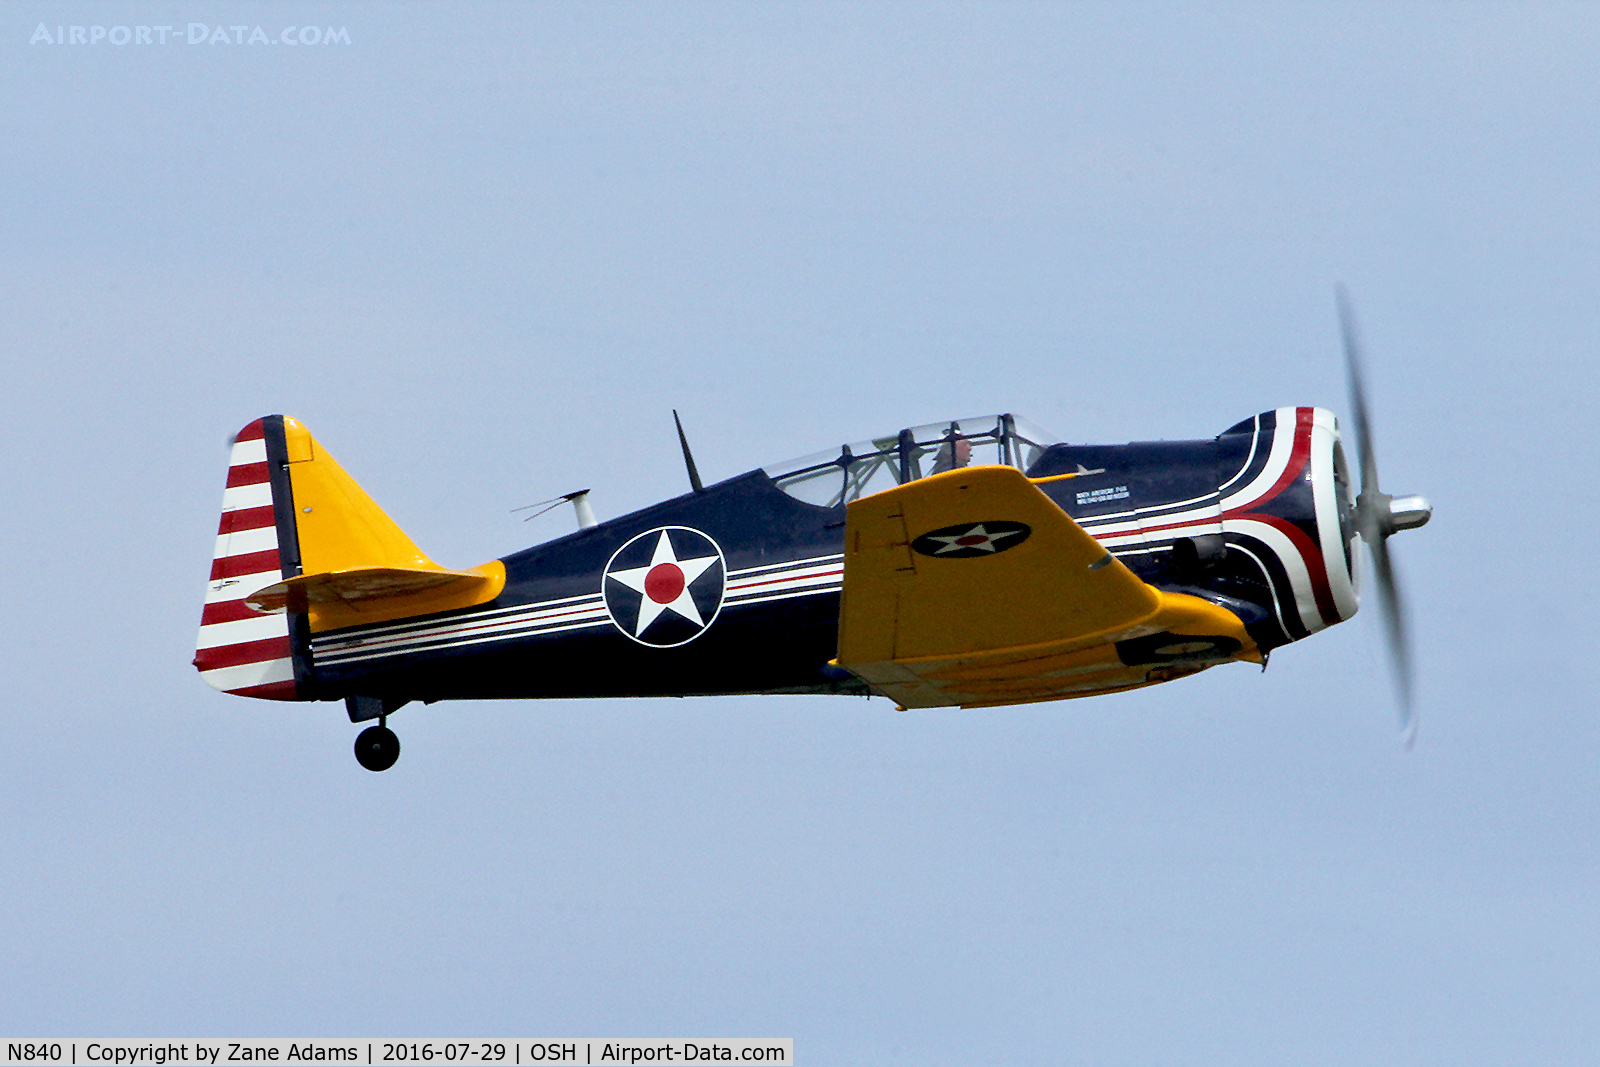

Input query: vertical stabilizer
[193,417,313,700]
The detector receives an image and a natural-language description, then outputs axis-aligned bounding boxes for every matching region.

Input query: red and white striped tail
[193,418,302,700]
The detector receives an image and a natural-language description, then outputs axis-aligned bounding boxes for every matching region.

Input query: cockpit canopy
[763,414,1059,508]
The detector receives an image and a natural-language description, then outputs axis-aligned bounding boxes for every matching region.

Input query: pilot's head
[931,437,971,473]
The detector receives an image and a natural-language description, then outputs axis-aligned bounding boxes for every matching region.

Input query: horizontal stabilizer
[198,415,507,693]
[246,566,501,615]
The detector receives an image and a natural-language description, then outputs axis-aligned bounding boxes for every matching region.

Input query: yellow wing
[834,465,1257,708]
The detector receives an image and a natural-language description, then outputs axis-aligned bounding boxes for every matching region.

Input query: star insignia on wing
[921,523,1028,554]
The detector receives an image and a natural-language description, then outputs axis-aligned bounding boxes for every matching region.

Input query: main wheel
[354,725,400,772]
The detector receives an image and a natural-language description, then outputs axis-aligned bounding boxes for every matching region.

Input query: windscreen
[763,414,1058,508]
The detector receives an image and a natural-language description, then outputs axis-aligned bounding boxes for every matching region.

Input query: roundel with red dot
[602,526,728,647]
[911,521,1032,558]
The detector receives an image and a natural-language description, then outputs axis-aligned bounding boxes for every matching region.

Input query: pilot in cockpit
[929,434,972,474]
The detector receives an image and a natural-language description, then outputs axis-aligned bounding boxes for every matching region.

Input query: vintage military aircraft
[195,292,1430,770]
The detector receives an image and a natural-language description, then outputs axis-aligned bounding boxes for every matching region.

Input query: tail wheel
[354,725,400,772]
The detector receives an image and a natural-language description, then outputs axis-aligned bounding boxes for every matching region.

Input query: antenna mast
[673,409,704,492]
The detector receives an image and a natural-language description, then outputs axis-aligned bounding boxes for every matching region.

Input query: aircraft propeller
[1336,285,1433,745]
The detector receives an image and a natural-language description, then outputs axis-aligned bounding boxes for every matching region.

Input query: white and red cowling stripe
[1073,406,1358,642]
[193,419,300,700]
[1218,406,1357,635]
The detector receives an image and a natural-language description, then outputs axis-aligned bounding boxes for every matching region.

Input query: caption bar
[0,1045,791,1067]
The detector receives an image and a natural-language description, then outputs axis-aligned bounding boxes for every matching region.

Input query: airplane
[195,292,1430,770]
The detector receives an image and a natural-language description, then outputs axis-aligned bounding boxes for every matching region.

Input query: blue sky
[4,4,1598,1063]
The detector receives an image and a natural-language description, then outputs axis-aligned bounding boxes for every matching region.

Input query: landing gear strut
[354,722,400,772]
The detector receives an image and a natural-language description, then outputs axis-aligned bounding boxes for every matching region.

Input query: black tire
[354,725,401,772]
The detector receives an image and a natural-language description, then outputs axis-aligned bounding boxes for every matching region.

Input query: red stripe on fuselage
[727,569,843,592]
[1229,407,1314,514]
[1232,512,1340,626]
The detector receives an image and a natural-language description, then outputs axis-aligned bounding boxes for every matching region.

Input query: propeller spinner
[1336,285,1432,745]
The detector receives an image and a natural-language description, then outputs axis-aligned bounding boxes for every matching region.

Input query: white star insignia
[924,523,1027,554]
[606,530,720,637]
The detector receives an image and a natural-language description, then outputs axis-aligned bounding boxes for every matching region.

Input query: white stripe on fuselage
[1220,516,1322,633]
[1220,407,1298,513]
[1215,415,1263,494]
[311,554,849,666]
